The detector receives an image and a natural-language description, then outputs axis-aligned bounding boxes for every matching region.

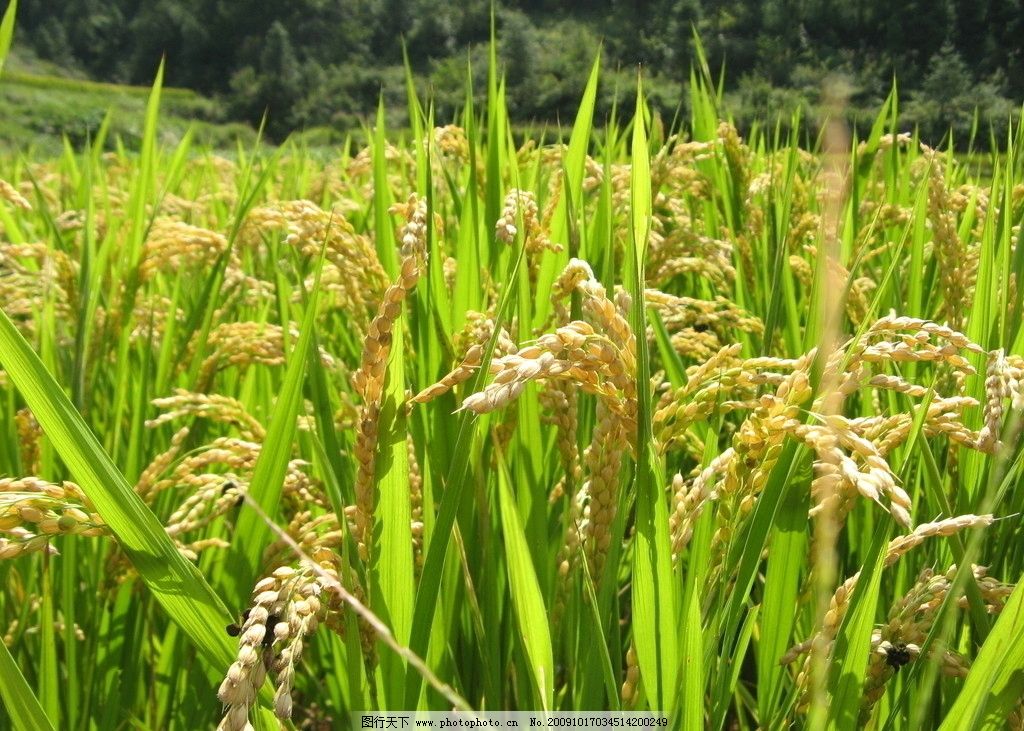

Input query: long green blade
[497,454,554,709]
[627,75,678,714]
[373,291,415,707]
[227,253,325,595]
[0,0,15,77]
[827,526,889,729]
[940,574,1024,730]
[0,638,53,731]
[0,308,236,670]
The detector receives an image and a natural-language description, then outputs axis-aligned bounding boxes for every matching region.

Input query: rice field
[2,3,1024,728]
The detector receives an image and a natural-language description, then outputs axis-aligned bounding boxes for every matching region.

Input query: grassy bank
[0,58,255,154]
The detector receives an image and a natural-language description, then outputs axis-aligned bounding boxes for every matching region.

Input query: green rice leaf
[372,282,415,707]
[373,96,398,277]
[627,75,678,715]
[827,524,889,730]
[679,577,705,729]
[0,0,16,77]
[939,575,1024,730]
[402,220,528,708]
[0,308,237,672]
[0,637,53,731]
[497,453,554,709]
[757,473,808,727]
[226,248,325,595]
[533,51,600,327]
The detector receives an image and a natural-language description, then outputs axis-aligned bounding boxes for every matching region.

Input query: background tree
[3,0,1021,142]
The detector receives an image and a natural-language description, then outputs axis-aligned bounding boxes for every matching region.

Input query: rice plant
[1,3,1023,728]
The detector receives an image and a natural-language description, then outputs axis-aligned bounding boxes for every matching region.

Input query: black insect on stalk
[221,480,245,508]
[261,614,282,671]
[225,608,251,638]
[263,614,281,648]
[884,643,912,670]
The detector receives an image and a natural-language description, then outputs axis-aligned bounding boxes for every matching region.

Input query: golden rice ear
[350,195,429,562]
[217,559,336,730]
[0,178,31,211]
[669,448,734,559]
[139,220,227,281]
[0,478,110,560]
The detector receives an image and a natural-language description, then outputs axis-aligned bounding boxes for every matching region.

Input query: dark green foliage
[905,43,1015,145]
[2,0,1023,142]
[227,21,307,138]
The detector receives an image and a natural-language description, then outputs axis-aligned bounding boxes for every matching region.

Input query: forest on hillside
[8,0,1024,142]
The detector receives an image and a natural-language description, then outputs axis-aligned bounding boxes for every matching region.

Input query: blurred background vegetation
[1,0,1021,148]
